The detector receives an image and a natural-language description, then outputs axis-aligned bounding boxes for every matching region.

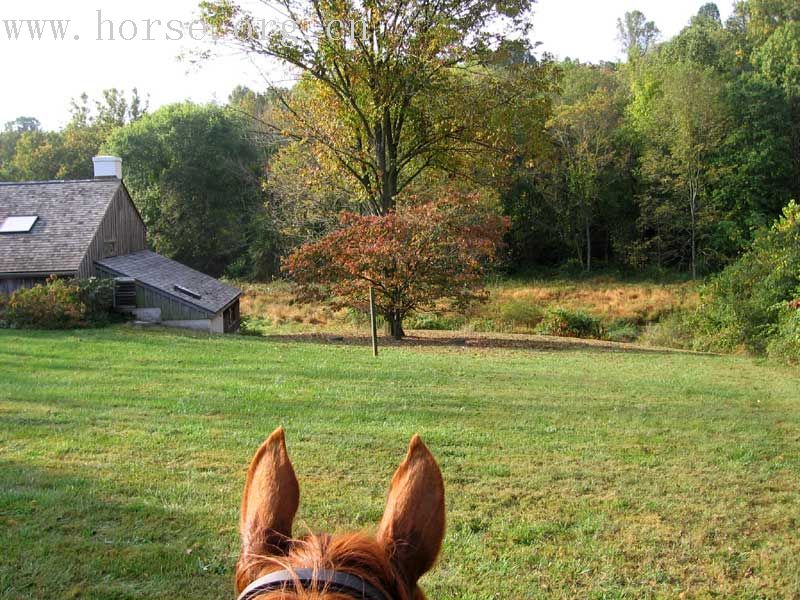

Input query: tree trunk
[386,311,405,340]
[374,108,399,215]
[656,221,663,268]
[689,184,697,280]
[585,212,592,272]
[790,97,800,201]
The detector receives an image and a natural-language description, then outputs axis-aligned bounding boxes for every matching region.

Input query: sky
[0,0,734,130]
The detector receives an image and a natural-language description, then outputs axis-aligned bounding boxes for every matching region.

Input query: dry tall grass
[481,277,698,324]
[238,276,699,338]
[239,281,358,332]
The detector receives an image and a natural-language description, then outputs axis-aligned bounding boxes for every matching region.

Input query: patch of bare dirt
[261,329,699,355]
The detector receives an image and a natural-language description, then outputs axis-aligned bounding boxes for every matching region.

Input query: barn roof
[0,179,122,274]
[96,250,241,315]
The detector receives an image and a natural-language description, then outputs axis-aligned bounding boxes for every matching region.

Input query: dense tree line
[1,0,798,280]
[508,0,800,275]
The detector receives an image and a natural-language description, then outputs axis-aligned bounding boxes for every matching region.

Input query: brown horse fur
[235,428,446,600]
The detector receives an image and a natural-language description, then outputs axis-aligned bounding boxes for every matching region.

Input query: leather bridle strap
[237,568,390,600]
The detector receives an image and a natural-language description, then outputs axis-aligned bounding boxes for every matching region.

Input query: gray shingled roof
[0,179,122,274]
[96,250,241,315]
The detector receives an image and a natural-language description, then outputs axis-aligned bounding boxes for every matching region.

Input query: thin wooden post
[369,287,378,357]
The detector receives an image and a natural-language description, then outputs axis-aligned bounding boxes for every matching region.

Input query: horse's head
[235,428,446,600]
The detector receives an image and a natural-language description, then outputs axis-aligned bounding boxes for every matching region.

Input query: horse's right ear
[377,435,445,587]
[239,427,299,567]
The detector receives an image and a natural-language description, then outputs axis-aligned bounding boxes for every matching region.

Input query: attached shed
[96,250,241,334]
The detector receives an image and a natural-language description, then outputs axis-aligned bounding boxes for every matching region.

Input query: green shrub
[464,318,503,333]
[77,278,115,325]
[498,299,544,329]
[639,311,695,349]
[405,313,466,331]
[2,277,83,329]
[556,259,585,277]
[535,307,604,339]
[343,307,370,327]
[767,303,800,362]
[691,201,800,354]
[0,276,115,330]
[606,320,640,343]
[238,315,267,337]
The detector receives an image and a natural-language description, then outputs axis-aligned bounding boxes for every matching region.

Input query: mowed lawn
[1,328,799,599]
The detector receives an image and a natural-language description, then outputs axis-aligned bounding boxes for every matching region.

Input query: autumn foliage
[283,193,508,338]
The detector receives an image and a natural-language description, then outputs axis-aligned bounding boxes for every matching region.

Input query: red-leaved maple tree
[284,193,508,339]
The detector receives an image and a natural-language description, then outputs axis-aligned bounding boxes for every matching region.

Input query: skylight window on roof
[174,284,202,300]
[0,216,38,233]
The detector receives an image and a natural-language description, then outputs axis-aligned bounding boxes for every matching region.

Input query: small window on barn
[174,284,202,300]
[103,239,117,257]
[0,216,38,233]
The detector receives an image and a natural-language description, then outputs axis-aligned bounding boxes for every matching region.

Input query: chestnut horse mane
[235,532,413,600]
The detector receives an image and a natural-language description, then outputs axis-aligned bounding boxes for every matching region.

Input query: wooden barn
[0,156,241,333]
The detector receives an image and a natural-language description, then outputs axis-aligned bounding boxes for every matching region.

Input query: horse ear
[239,427,299,563]
[377,435,445,586]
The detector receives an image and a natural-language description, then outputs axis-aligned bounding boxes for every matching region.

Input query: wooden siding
[0,276,49,295]
[78,185,147,278]
[135,285,210,320]
[223,298,241,332]
[95,265,211,320]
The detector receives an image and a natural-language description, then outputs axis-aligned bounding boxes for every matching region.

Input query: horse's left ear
[238,427,299,574]
[377,435,445,586]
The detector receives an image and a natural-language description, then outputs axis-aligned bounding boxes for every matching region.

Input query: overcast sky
[0,0,733,130]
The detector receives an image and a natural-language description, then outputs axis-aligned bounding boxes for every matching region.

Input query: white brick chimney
[93,155,123,179]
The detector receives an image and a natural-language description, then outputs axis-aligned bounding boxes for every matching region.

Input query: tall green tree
[105,103,269,277]
[742,0,800,200]
[710,74,795,257]
[501,60,640,270]
[1,89,146,182]
[3,117,41,134]
[548,87,623,271]
[661,3,736,72]
[617,10,660,59]
[201,0,555,215]
[1,118,40,180]
[69,89,147,131]
[632,63,729,277]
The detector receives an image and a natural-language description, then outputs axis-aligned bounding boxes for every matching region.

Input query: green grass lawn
[1,327,799,599]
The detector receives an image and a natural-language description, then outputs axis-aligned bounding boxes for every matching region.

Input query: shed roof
[0,179,122,274]
[96,250,241,315]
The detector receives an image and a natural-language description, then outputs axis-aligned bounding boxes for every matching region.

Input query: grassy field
[1,326,799,599]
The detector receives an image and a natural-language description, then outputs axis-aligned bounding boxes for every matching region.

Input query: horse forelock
[235,532,419,600]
